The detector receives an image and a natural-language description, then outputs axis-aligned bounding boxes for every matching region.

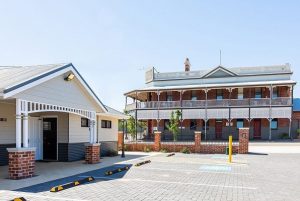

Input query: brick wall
[125,129,249,154]
[7,148,35,180]
[85,143,100,164]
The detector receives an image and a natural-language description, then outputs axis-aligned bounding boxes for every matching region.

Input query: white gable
[12,72,104,112]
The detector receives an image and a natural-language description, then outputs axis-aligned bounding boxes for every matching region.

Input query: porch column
[93,116,97,143]
[23,101,29,148]
[89,120,94,144]
[16,99,22,148]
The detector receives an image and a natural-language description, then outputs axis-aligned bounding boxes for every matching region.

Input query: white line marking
[138,167,252,176]
[0,190,89,201]
[77,176,256,190]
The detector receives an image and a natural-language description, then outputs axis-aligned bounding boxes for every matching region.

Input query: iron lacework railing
[125,97,292,110]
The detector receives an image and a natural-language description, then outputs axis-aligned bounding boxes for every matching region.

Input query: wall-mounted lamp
[64,73,75,81]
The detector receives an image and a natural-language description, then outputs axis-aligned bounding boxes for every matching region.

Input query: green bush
[280,133,289,139]
[180,147,191,154]
[160,148,168,153]
[297,129,300,136]
[106,149,118,157]
[143,146,151,152]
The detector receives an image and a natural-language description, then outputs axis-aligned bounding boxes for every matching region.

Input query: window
[166,92,173,101]
[255,88,262,99]
[191,91,197,100]
[190,120,197,130]
[271,119,278,129]
[164,120,170,130]
[237,119,244,129]
[101,120,112,128]
[216,89,223,100]
[238,88,243,100]
[43,122,51,130]
[272,87,278,99]
[81,118,89,127]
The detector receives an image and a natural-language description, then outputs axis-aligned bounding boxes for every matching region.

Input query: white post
[89,119,94,144]
[93,116,97,143]
[16,99,22,148]
[23,101,29,148]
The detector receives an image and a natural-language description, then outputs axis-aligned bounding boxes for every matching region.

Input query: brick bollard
[7,147,36,180]
[154,131,161,151]
[238,128,249,154]
[194,131,202,153]
[118,131,124,150]
[85,143,101,164]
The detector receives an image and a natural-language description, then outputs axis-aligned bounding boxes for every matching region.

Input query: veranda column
[23,100,29,148]
[85,118,100,164]
[7,99,36,180]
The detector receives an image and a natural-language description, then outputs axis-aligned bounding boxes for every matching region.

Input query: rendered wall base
[85,143,100,164]
[7,148,36,180]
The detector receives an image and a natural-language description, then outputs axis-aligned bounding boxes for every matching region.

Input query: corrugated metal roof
[293,98,300,111]
[0,63,67,91]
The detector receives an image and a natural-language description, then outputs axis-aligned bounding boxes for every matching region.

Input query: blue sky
[0,0,299,111]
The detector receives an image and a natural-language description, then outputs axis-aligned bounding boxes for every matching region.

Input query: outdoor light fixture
[64,73,75,81]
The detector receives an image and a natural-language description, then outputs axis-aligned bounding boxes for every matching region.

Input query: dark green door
[43,118,57,160]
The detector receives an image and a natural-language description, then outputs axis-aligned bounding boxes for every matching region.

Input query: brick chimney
[184,58,191,71]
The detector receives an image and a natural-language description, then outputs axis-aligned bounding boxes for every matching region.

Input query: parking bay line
[137,167,252,176]
[77,176,256,190]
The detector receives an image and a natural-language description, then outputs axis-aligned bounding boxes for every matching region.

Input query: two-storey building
[124,59,296,140]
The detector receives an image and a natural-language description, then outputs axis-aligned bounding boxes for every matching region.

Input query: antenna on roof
[219,50,222,66]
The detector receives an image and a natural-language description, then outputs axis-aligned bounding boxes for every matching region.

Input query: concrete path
[0,152,157,191]
[249,141,300,153]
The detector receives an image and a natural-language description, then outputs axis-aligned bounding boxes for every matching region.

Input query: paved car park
[1,150,300,201]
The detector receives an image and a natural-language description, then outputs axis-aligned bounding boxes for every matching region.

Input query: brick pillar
[85,143,101,164]
[194,131,201,153]
[238,128,249,154]
[118,131,124,150]
[154,131,161,151]
[7,148,36,180]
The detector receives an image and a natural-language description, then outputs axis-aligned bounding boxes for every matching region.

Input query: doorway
[29,117,43,160]
[253,119,261,139]
[43,118,57,160]
[215,120,223,139]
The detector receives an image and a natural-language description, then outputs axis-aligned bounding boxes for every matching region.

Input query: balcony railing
[125,97,292,110]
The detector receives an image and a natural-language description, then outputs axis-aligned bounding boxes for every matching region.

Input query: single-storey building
[0,63,126,179]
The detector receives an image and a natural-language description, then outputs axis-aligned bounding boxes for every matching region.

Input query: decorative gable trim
[202,66,238,78]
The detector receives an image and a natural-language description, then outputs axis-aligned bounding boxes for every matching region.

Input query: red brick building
[125,59,296,140]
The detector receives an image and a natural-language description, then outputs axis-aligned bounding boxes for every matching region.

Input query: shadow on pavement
[15,162,136,193]
[247,152,268,156]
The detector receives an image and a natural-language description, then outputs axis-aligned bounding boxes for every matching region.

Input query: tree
[123,110,147,140]
[167,110,182,141]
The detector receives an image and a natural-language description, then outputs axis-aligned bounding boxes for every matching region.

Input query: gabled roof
[0,63,108,112]
[202,66,238,78]
[99,105,128,119]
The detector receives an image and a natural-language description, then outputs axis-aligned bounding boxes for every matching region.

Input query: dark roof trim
[4,63,107,112]
[3,63,72,94]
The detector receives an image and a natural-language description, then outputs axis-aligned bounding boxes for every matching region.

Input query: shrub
[297,129,300,136]
[280,133,289,139]
[106,149,118,157]
[143,146,151,152]
[160,148,168,153]
[180,147,191,154]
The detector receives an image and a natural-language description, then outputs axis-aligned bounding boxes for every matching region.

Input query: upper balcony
[125,97,292,110]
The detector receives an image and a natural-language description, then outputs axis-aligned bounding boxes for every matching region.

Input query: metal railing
[126,97,292,110]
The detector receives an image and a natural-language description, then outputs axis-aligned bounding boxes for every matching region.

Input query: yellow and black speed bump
[105,166,130,176]
[135,160,151,167]
[50,176,95,192]
[167,153,175,157]
[11,197,26,201]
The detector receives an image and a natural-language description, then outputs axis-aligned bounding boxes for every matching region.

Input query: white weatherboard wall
[69,113,89,143]
[0,102,16,144]
[97,116,118,142]
[12,73,102,112]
